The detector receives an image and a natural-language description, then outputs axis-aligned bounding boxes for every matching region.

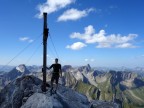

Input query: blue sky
[0,0,144,67]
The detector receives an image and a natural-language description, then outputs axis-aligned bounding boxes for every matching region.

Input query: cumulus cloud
[19,37,34,43]
[66,42,87,50]
[28,39,34,43]
[19,37,29,41]
[57,8,95,21]
[90,59,95,62]
[96,43,111,48]
[115,43,136,48]
[70,25,138,48]
[84,59,88,61]
[84,58,95,62]
[36,0,75,18]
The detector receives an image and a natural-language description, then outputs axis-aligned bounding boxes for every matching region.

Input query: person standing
[47,58,62,94]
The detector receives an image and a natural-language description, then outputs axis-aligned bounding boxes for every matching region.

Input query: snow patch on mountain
[16,64,26,73]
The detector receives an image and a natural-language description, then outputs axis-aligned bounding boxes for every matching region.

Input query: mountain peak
[87,64,91,70]
[78,64,91,73]
[16,64,26,73]
[0,75,90,108]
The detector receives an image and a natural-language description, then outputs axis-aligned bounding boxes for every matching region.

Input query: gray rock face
[21,85,90,108]
[0,72,118,108]
[62,65,72,72]
[0,75,42,108]
[121,72,137,80]
[21,93,54,108]
[90,100,119,108]
[78,64,91,73]
[0,64,31,89]
[62,72,77,88]
[109,70,144,90]
[0,75,91,108]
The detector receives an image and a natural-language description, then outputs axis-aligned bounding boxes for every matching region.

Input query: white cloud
[57,8,95,21]
[19,37,34,43]
[36,0,75,18]
[28,39,34,43]
[84,58,95,62]
[66,42,87,50]
[19,37,29,41]
[84,59,88,61]
[70,25,138,48]
[96,43,111,48]
[90,59,95,62]
[116,43,136,48]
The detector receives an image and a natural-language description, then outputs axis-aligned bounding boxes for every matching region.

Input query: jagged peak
[16,64,26,73]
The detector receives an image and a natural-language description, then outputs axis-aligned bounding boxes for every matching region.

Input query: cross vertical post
[42,13,48,92]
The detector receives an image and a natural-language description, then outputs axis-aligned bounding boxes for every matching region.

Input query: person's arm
[59,64,62,77]
[47,64,53,70]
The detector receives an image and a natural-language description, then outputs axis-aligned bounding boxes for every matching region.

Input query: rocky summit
[0,75,118,108]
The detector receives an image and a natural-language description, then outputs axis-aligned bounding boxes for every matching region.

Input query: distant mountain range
[0,65,15,72]
[1,64,144,75]
[0,64,144,108]
[0,65,118,108]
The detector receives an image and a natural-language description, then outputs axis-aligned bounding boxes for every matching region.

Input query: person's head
[55,58,58,63]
